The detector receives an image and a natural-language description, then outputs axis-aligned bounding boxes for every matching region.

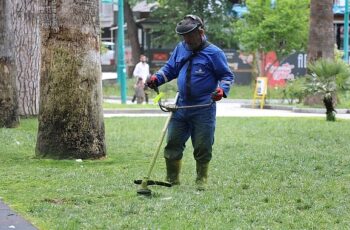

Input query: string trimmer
[134,88,214,196]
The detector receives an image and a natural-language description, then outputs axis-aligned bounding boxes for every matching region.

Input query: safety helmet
[175,14,204,35]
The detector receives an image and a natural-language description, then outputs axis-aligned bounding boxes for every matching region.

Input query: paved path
[0,200,37,230]
[104,99,350,119]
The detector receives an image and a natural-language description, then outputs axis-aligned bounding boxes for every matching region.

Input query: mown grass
[1,117,350,229]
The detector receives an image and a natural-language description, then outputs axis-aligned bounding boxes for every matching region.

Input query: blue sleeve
[213,51,235,97]
[154,45,181,85]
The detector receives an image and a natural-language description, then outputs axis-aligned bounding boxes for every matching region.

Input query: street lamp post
[344,0,349,63]
[117,0,127,103]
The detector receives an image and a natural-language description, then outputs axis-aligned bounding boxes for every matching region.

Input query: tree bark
[12,0,41,117]
[125,1,141,65]
[307,0,334,63]
[0,1,20,128]
[36,0,106,159]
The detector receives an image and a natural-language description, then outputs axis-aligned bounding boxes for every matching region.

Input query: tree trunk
[0,1,19,128]
[323,93,336,121]
[36,0,106,159]
[125,1,141,65]
[256,50,263,77]
[12,0,40,117]
[307,0,334,63]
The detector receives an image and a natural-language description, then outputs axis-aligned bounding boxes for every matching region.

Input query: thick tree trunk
[125,1,141,65]
[0,1,19,128]
[12,0,40,117]
[36,0,106,159]
[307,0,334,63]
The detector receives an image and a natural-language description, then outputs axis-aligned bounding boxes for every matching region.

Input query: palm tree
[306,59,350,121]
[307,0,334,62]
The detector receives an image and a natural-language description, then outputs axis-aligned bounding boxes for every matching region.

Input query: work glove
[146,75,159,90]
[211,88,224,101]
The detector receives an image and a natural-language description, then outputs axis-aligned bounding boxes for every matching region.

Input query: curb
[241,104,350,114]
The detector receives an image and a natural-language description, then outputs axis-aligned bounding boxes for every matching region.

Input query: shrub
[282,77,307,104]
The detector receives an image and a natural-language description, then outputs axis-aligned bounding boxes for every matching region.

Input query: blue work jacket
[154,41,235,105]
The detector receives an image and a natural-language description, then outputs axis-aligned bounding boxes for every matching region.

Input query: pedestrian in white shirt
[132,55,150,103]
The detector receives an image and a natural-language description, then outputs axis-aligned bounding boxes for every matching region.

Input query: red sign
[263,52,286,87]
[152,53,168,61]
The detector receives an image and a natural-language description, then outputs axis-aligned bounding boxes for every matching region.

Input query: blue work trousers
[164,103,216,163]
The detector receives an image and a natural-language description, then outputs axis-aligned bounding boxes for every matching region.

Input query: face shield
[175,15,204,35]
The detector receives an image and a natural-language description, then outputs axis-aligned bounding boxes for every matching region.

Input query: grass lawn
[1,117,350,229]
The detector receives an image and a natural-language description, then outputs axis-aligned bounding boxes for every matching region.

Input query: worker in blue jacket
[146,15,234,191]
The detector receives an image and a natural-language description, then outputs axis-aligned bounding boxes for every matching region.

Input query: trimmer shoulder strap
[180,41,211,70]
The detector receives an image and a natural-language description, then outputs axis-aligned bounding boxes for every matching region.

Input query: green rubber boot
[196,162,209,191]
[165,159,181,185]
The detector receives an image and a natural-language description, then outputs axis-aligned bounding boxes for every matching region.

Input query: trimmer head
[134,179,172,196]
[137,188,152,196]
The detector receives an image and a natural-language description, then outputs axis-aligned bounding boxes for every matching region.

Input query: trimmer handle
[154,87,160,95]
[144,82,159,95]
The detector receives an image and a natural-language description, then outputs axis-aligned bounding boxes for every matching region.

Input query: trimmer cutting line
[134,88,214,196]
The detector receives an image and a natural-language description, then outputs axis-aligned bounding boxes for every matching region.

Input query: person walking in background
[132,54,150,103]
[146,15,234,191]
[133,77,145,104]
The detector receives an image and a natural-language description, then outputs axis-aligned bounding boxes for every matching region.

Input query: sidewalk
[0,200,37,230]
[103,98,350,119]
